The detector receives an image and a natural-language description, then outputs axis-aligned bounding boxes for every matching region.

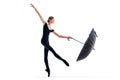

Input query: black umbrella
[70,28,98,61]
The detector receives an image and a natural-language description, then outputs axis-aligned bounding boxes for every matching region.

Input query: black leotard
[41,23,54,45]
[40,23,69,77]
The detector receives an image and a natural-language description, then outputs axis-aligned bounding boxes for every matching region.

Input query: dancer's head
[47,16,54,24]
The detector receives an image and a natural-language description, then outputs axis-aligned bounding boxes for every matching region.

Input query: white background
[0,0,120,80]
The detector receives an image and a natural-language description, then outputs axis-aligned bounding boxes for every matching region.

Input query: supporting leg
[44,47,50,77]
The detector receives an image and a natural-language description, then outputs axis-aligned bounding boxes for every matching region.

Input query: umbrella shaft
[71,38,84,44]
[71,37,95,50]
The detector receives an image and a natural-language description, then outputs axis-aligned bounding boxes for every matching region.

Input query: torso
[41,23,54,45]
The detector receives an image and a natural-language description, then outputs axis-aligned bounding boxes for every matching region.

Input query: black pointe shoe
[63,60,69,66]
[45,69,50,77]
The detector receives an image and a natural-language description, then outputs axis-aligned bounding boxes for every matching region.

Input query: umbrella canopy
[76,28,98,61]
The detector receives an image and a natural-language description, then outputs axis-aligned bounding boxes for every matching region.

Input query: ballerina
[31,3,71,77]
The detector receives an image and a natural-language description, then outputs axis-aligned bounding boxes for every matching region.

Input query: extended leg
[47,45,69,66]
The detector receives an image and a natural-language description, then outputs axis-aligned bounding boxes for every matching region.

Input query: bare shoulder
[43,22,47,25]
[43,22,47,26]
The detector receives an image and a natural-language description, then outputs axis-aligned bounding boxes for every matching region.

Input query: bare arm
[53,31,71,39]
[31,4,46,24]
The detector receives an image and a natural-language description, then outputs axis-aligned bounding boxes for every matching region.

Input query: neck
[48,22,52,29]
[48,22,51,26]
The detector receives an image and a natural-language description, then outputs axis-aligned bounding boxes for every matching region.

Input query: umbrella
[70,28,98,61]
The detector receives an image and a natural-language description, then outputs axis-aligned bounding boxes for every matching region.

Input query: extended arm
[31,4,46,24]
[53,31,71,39]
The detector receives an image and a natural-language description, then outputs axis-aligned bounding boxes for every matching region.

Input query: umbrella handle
[70,37,95,50]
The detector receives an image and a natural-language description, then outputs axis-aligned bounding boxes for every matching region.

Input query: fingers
[30,3,34,7]
[68,36,72,39]
[69,36,72,39]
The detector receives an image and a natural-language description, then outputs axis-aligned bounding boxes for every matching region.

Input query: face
[50,19,55,24]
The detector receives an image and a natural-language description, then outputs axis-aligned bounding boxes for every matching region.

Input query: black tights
[43,44,66,70]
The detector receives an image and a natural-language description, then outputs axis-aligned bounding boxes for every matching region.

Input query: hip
[41,39,49,45]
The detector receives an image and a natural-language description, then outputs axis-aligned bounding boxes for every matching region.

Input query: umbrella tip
[92,28,98,37]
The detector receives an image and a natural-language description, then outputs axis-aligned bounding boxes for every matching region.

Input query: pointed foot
[63,60,69,67]
[45,69,50,77]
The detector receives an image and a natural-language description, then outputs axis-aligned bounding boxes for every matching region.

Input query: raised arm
[31,4,46,24]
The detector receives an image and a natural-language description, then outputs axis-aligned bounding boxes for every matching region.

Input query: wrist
[67,36,69,38]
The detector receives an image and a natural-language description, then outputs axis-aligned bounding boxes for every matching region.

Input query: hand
[30,3,34,8]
